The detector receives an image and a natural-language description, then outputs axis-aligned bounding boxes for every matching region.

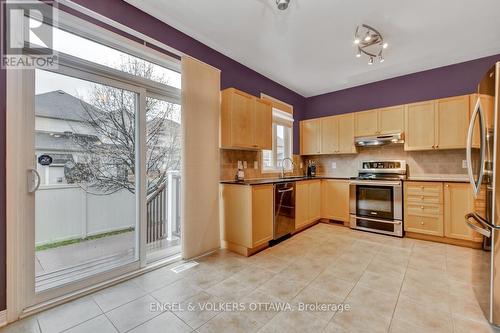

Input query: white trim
[21,254,181,319]
[0,310,6,328]
[273,108,294,125]
[260,93,294,110]
[57,0,184,67]
[6,2,184,321]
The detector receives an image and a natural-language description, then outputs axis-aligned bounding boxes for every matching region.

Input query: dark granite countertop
[220,176,350,186]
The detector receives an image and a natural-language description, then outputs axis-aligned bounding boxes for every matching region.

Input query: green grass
[35,227,135,252]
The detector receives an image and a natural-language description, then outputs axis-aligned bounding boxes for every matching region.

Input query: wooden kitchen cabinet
[300,119,321,155]
[221,88,272,150]
[404,181,444,236]
[378,105,405,134]
[221,184,273,256]
[355,106,404,137]
[405,95,469,151]
[337,114,357,154]
[295,180,321,230]
[404,100,436,151]
[355,109,378,137]
[435,95,469,149]
[444,183,482,242]
[295,181,310,230]
[316,114,356,155]
[321,179,350,222]
[320,116,338,154]
[254,98,273,150]
[309,180,321,221]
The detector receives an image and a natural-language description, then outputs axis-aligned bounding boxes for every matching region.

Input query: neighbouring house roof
[35,90,96,122]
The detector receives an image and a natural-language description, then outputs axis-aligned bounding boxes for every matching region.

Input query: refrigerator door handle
[465,212,492,238]
[466,98,486,197]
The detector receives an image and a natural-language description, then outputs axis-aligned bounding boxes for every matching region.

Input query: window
[262,108,294,172]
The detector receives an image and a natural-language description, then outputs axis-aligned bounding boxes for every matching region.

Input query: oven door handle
[349,180,402,187]
[352,216,402,225]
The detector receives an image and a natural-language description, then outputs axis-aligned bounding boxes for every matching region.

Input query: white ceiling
[125,0,500,97]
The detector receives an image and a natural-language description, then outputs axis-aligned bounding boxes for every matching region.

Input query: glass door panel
[145,96,181,263]
[34,69,139,292]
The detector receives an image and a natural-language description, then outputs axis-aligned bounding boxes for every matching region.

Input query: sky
[33,18,181,123]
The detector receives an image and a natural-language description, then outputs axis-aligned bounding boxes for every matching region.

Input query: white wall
[35,185,135,246]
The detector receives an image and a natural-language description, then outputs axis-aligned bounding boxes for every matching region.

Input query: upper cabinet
[378,105,405,134]
[220,88,272,150]
[300,119,321,155]
[435,95,469,149]
[299,93,474,156]
[301,114,356,155]
[355,105,404,137]
[354,110,378,137]
[405,95,469,151]
[405,100,436,151]
[337,114,357,154]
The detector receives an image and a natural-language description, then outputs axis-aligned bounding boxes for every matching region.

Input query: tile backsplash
[304,145,468,178]
[220,150,304,181]
[220,145,468,181]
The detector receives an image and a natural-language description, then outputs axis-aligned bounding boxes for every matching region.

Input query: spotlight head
[276,0,290,10]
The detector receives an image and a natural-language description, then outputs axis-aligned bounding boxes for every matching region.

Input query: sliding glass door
[18,12,182,308]
[34,69,141,293]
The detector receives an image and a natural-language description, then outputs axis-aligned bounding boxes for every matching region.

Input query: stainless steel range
[349,160,407,237]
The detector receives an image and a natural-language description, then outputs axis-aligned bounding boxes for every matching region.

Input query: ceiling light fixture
[276,0,290,10]
[354,24,388,65]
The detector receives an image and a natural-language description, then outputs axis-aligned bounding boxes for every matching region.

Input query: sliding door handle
[28,168,41,193]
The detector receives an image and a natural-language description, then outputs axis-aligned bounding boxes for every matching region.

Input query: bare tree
[66,58,181,194]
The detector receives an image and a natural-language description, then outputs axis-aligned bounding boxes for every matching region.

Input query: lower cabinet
[321,179,350,222]
[404,181,483,244]
[220,184,273,256]
[295,180,321,230]
[404,182,444,236]
[444,183,483,242]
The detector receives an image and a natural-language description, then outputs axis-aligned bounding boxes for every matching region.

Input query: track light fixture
[354,24,388,65]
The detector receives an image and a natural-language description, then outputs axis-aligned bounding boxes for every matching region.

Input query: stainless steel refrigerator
[465,62,500,326]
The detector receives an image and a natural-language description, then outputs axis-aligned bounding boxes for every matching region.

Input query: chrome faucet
[280,157,295,178]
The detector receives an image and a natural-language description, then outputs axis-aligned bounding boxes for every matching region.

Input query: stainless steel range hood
[355,133,404,147]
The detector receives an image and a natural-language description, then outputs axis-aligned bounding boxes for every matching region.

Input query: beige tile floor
[2,223,500,333]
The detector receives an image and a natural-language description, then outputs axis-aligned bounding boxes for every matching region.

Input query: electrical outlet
[331,162,337,169]
[237,161,243,169]
[462,160,468,169]
[243,161,248,169]
[254,161,258,170]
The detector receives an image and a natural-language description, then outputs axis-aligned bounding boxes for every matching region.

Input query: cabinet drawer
[405,215,443,236]
[405,182,443,203]
[406,203,442,217]
[406,194,441,205]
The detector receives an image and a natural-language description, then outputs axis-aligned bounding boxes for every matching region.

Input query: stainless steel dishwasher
[273,182,296,240]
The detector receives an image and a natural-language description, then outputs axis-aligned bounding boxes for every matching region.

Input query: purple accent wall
[305,54,500,120]
[0,0,6,312]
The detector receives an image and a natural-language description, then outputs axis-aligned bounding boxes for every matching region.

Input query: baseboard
[406,232,483,249]
[0,310,7,327]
